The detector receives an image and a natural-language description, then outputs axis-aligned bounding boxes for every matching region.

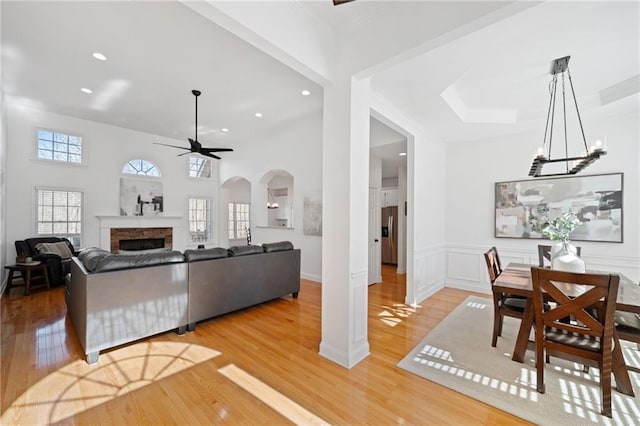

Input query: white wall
[0,93,7,292]
[4,103,220,262]
[219,111,323,282]
[445,112,640,291]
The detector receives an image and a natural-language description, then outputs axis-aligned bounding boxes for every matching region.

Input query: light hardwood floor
[1,265,530,425]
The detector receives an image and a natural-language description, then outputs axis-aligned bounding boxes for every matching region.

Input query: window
[36,188,82,248]
[37,129,82,163]
[188,198,213,242]
[228,203,250,240]
[122,159,160,177]
[189,156,212,179]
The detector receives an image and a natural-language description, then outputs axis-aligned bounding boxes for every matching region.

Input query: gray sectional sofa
[66,242,301,364]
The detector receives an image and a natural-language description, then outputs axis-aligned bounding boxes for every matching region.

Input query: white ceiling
[2,1,637,165]
[372,1,640,144]
[370,117,406,179]
[1,1,323,150]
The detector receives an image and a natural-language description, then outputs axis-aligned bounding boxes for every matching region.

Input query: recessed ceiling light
[254,112,263,118]
[80,88,93,94]
[399,152,407,156]
[221,128,229,132]
[92,52,107,61]
[301,90,311,96]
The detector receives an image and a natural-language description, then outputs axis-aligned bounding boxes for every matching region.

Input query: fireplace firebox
[110,227,172,253]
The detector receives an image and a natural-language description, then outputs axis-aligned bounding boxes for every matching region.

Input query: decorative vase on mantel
[551,241,586,273]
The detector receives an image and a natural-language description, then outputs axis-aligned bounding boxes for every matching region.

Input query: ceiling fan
[154,90,233,160]
[333,0,355,5]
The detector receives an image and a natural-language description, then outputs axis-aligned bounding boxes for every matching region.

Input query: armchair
[15,237,77,286]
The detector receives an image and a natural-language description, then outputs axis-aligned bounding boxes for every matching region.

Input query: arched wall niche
[220,176,252,246]
[259,170,294,228]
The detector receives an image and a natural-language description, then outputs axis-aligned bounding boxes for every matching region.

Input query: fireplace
[110,227,173,253]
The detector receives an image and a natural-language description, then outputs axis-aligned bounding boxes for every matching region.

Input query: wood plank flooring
[1,265,530,425]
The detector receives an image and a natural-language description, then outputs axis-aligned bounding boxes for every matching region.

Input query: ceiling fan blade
[154,142,190,150]
[200,147,234,153]
[333,0,355,5]
[202,152,221,160]
[177,151,192,157]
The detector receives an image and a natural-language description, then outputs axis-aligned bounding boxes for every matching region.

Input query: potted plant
[542,211,585,272]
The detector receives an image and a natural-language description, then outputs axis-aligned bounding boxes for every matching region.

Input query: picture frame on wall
[494,173,623,243]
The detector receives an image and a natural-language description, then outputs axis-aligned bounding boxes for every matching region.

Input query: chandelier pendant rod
[548,74,558,159]
[567,69,589,153]
[562,72,569,173]
[541,78,555,156]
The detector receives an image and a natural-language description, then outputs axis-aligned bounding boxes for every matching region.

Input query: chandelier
[267,187,279,209]
[528,56,606,178]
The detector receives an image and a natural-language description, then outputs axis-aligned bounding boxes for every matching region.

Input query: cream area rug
[398,296,640,425]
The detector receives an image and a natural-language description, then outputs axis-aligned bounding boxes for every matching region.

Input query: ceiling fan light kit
[528,56,606,178]
[154,90,233,160]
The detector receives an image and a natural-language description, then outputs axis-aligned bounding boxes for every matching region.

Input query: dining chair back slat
[530,266,620,417]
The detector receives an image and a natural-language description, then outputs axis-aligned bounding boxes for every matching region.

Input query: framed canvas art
[495,173,623,242]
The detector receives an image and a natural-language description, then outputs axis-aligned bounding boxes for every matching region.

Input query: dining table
[493,262,640,397]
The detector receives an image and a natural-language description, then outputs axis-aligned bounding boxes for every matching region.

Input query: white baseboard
[301,272,321,283]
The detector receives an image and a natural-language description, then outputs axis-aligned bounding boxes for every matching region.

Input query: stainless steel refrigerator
[381,206,398,265]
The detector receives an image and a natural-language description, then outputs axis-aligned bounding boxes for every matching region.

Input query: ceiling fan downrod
[192,89,201,142]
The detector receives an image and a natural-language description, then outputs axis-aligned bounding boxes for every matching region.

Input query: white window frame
[35,127,85,165]
[122,159,161,177]
[188,197,214,243]
[188,155,213,179]
[228,202,250,240]
[35,186,84,249]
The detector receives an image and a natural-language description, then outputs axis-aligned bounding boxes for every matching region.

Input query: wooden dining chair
[484,247,527,347]
[530,267,620,418]
[537,244,582,267]
[615,280,640,373]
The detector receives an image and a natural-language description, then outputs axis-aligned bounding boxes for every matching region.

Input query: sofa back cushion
[228,245,264,257]
[35,241,74,259]
[262,241,294,253]
[184,247,229,262]
[93,251,185,273]
[18,237,73,256]
[78,248,112,272]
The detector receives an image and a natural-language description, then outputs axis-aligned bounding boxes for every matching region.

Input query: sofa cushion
[78,248,112,272]
[262,241,294,253]
[184,247,229,262]
[93,251,185,273]
[35,241,74,259]
[228,245,264,257]
[25,237,72,255]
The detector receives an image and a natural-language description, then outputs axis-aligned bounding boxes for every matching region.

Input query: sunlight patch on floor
[1,341,220,425]
[377,303,417,327]
[218,363,330,425]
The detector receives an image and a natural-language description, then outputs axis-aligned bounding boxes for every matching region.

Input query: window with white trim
[37,129,83,163]
[228,202,250,240]
[36,188,82,248]
[122,159,160,177]
[188,198,213,242]
[189,156,212,179]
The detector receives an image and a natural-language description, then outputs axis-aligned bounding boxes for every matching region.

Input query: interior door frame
[368,187,381,285]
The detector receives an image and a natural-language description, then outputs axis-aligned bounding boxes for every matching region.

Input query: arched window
[122,159,160,177]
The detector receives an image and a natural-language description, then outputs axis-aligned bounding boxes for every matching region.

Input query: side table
[4,263,50,295]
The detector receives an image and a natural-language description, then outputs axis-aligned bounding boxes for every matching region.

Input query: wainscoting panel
[412,245,446,305]
[445,244,640,293]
